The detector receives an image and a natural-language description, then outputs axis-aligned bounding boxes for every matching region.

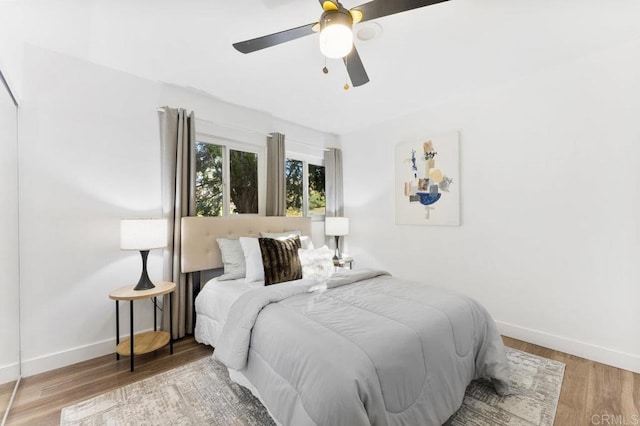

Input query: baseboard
[20,329,153,378]
[496,321,640,374]
[0,363,20,385]
[18,322,640,377]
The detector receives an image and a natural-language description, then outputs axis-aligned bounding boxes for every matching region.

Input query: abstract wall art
[395,132,460,225]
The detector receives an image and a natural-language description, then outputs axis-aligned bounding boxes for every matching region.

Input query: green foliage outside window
[196,143,222,217]
[309,164,326,216]
[286,158,303,217]
[196,143,323,218]
[229,150,258,214]
[286,159,325,217]
[195,143,258,216]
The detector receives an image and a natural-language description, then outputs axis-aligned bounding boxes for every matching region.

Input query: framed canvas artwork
[395,132,460,225]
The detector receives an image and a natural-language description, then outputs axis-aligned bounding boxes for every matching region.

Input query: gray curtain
[159,106,196,338]
[266,132,286,216]
[324,148,344,217]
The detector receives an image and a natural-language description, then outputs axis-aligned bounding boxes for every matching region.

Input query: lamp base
[133,250,156,291]
[333,235,342,260]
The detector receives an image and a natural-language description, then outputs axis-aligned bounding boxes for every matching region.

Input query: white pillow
[239,237,264,282]
[300,236,315,250]
[216,238,246,281]
[298,245,334,282]
[260,230,315,250]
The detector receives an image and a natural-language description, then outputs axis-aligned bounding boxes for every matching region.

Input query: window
[285,158,303,217]
[285,157,325,218]
[229,149,258,214]
[196,138,261,216]
[195,143,223,216]
[308,163,326,216]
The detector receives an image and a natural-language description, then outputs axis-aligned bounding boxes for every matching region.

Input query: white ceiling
[21,0,640,135]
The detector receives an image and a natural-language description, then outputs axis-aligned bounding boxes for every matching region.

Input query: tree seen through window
[195,142,222,217]
[286,158,325,217]
[309,163,326,216]
[195,142,258,216]
[286,159,303,217]
[229,149,258,214]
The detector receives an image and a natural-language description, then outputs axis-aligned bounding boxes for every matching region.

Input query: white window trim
[197,133,266,216]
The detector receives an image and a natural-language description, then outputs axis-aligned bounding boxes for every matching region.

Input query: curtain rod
[157,107,330,152]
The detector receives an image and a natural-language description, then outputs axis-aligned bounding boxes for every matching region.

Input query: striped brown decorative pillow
[258,236,302,286]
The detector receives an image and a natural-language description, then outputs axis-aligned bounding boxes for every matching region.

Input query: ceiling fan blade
[352,0,449,23]
[233,22,317,54]
[343,47,369,87]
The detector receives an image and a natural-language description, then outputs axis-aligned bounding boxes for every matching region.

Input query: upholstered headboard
[180,216,312,273]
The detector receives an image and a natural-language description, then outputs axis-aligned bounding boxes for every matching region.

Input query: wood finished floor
[0,380,18,421]
[502,336,639,426]
[4,337,211,425]
[4,336,639,425]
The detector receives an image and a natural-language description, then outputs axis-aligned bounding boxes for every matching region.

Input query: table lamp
[325,217,349,260]
[120,218,168,291]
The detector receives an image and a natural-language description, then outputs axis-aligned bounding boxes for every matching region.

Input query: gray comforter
[214,269,510,426]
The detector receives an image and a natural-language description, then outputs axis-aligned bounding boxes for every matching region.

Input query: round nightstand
[109,281,176,371]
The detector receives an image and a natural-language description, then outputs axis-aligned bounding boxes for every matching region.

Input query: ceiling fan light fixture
[319,10,353,59]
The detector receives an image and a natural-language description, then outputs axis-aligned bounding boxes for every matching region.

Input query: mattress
[194,277,264,347]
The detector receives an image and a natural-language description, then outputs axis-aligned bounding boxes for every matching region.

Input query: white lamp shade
[325,217,349,236]
[120,218,168,250]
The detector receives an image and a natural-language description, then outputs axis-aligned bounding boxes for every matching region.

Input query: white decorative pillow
[216,238,245,281]
[239,237,264,282]
[261,230,314,250]
[299,236,315,250]
[298,245,334,282]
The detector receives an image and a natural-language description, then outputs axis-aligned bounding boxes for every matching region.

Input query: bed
[182,216,510,426]
[182,215,314,346]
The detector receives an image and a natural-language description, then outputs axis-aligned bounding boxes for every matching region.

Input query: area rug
[60,348,564,426]
[445,349,565,425]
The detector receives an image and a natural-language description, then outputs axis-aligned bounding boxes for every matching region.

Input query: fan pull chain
[322,55,350,90]
[343,55,350,90]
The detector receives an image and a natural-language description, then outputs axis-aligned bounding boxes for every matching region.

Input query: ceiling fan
[233,0,449,88]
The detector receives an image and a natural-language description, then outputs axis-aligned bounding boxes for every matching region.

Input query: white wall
[0,71,20,385]
[18,44,336,376]
[0,0,23,388]
[0,0,23,101]
[341,40,640,373]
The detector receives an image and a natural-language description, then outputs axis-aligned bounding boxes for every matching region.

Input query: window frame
[196,133,265,216]
[286,151,325,221]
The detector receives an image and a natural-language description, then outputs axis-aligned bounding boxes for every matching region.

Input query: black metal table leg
[115,301,120,360]
[169,292,174,354]
[130,300,134,372]
[153,296,157,331]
